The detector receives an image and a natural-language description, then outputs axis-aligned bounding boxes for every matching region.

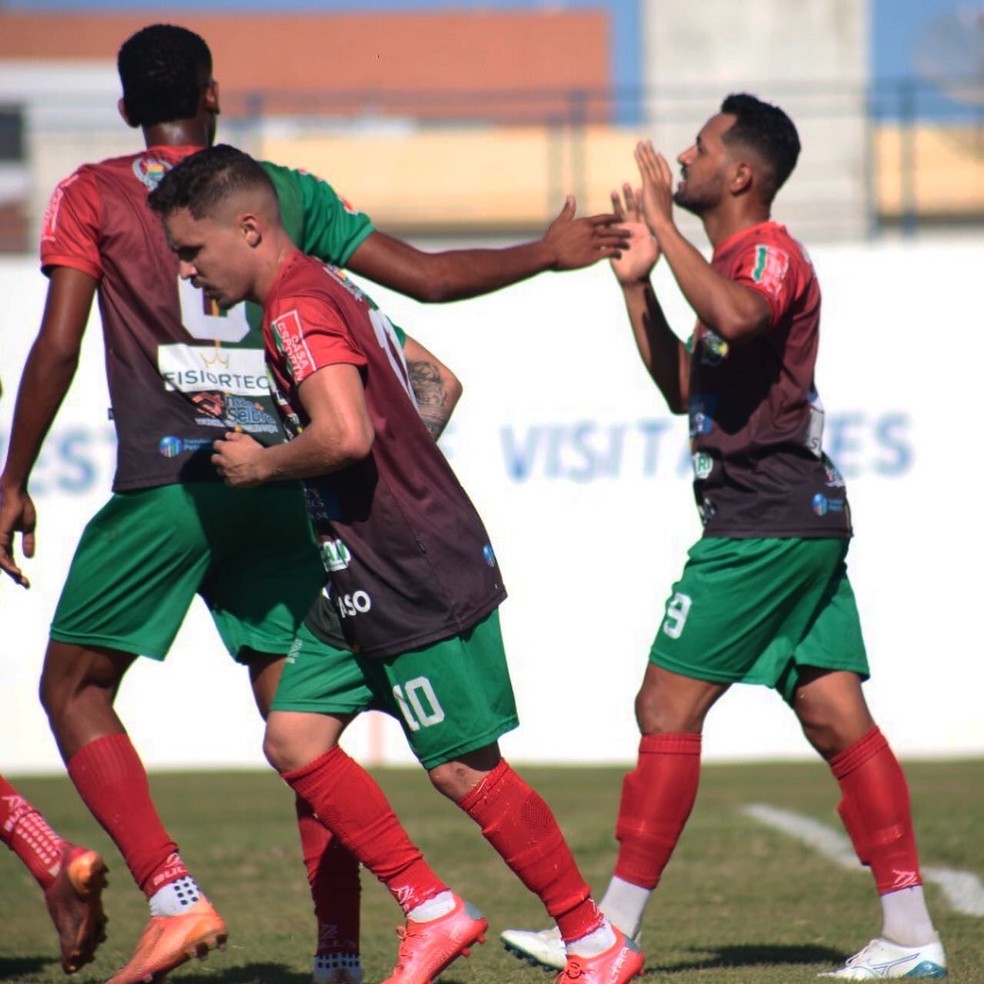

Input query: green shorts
[51,482,325,663]
[271,609,519,769]
[650,537,869,703]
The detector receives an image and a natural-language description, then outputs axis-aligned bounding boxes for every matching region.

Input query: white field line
[743,803,984,917]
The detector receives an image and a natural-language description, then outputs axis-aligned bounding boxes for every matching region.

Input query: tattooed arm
[403,336,463,441]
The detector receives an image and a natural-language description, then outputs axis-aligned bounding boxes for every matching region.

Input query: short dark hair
[720,93,800,201]
[118,24,212,128]
[148,144,276,219]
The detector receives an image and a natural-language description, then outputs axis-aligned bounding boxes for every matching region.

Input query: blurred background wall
[0,0,981,252]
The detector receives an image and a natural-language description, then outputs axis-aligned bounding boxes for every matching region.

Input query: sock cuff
[456,757,511,811]
[281,745,346,784]
[66,732,135,782]
[830,727,887,780]
[639,733,702,756]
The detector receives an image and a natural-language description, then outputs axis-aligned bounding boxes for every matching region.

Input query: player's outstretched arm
[403,335,462,441]
[609,184,689,414]
[0,267,96,587]
[346,197,629,303]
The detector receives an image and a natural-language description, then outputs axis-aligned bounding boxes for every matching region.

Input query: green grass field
[2,760,981,983]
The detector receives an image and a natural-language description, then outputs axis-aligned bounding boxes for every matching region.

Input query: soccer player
[147,142,645,984]
[0,23,627,984]
[0,772,107,975]
[499,95,947,981]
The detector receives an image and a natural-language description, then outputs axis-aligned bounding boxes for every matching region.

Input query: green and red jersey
[39,146,373,491]
[688,221,851,538]
[264,252,506,658]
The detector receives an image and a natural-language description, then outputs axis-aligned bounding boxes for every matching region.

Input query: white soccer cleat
[501,926,567,971]
[819,936,947,979]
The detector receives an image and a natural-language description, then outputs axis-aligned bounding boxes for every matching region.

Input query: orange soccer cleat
[105,895,228,984]
[381,894,488,984]
[43,843,109,974]
[554,927,644,984]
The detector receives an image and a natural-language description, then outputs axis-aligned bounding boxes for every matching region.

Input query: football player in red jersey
[500,94,946,982]
[149,143,645,984]
[0,23,626,984]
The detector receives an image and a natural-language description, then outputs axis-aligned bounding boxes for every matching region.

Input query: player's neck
[703,204,771,248]
[142,118,211,151]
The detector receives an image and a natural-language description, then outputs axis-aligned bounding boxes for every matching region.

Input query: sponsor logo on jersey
[321,538,352,572]
[159,344,269,397]
[158,435,211,458]
[323,264,367,303]
[751,244,789,296]
[334,589,372,619]
[699,330,729,365]
[191,393,279,432]
[688,395,717,437]
[273,309,319,382]
[698,497,717,525]
[812,493,847,517]
[133,155,172,191]
[692,451,714,480]
[41,174,79,242]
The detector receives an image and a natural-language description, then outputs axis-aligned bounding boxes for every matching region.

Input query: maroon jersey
[688,221,851,537]
[39,147,333,491]
[264,252,506,658]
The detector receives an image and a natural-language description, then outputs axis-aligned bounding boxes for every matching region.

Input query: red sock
[831,727,922,894]
[0,775,64,887]
[614,733,701,889]
[67,733,187,897]
[295,794,361,955]
[283,746,445,914]
[457,759,601,943]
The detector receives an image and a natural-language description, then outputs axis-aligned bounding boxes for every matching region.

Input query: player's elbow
[339,422,374,464]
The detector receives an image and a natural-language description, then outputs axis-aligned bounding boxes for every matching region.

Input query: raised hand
[634,140,676,237]
[0,487,37,587]
[542,195,630,269]
[609,183,660,284]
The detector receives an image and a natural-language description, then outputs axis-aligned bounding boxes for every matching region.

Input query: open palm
[609,183,660,284]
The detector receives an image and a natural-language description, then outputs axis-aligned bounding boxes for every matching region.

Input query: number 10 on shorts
[393,677,446,732]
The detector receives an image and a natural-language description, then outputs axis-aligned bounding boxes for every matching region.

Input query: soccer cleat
[381,894,487,983]
[501,926,567,971]
[554,927,644,984]
[104,896,228,984]
[43,843,109,974]
[819,936,947,979]
[502,925,644,974]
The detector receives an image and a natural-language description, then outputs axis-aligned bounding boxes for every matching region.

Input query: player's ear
[242,214,261,247]
[118,97,138,129]
[205,79,221,116]
[731,161,753,195]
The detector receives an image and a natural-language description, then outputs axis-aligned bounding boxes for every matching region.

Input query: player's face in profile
[164,206,253,310]
[673,112,736,216]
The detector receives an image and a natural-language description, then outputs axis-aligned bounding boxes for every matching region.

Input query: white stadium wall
[1,236,981,775]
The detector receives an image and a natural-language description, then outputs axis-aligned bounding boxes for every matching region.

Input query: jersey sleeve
[270,294,368,388]
[39,168,103,280]
[731,239,799,329]
[270,164,375,266]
